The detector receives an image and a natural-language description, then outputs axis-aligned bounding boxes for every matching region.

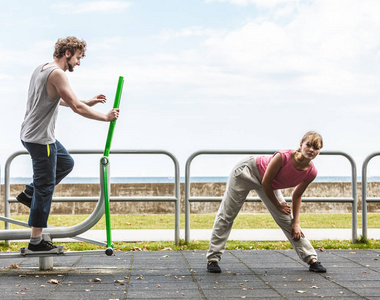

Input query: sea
[8,176,380,184]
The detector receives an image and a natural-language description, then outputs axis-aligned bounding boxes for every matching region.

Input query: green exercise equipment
[101,76,124,255]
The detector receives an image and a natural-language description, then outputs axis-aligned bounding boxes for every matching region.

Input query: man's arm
[60,95,106,107]
[51,69,118,121]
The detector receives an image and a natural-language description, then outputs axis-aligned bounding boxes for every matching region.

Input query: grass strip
[3,213,379,252]
[8,213,380,230]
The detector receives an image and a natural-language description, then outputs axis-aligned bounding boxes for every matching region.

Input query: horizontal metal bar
[7,149,181,156]
[0,216,29,227]
[188,196,261,203]
[0,250,108,259]
[0,253,29,259]
[107,196,177,202]
[8,196,178,203]
[188,197,355,203]
[0,216,106,246]
[292,197,355,203]
[60,250,108,256]
[364,198,380,203]
[67,236,107,247]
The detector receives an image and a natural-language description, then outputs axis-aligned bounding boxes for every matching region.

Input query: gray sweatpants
[207,156,317,264]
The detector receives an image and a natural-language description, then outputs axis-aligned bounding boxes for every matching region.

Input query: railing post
[362,156,369,239]
[4,152,26,232]
[172,154,181,245]
[361,152,380,240]
[349,154,358,242]
[184,152,196,243]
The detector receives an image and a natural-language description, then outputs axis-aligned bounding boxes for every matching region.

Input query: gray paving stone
[202,287,282,299]
[128,274,195,284]
[274,287,361,298]
[126,288,204,299]
[332,279,380,288]
[346,287,380,297]
[48,290,126,299]
[1,249,379,299]
[62,273,129,284]
[196,277,269,289]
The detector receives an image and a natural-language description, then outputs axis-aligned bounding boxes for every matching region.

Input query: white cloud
[157,26,223,42]
[196,1,380,97]
[0,74,12,80]
[206,0,301,9]
[89,37,123,51]
[52,1,131,14]
[3,0,380,177]
[77,0,380,109]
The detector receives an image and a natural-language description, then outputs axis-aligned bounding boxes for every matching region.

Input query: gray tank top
[20,64,60,144]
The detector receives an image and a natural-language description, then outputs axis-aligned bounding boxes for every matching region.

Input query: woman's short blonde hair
[295,131,323,162]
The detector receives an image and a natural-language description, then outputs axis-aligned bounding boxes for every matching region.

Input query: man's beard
[66,57,74,72]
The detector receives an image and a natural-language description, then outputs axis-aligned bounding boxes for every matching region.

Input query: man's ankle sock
[30,236,42,245]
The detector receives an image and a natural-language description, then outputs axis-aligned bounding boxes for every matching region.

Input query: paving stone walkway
[1,249,380,299]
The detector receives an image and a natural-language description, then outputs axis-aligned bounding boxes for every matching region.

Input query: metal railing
[185,150,358,243]
[1,150,181,244]
[361,152,380,239]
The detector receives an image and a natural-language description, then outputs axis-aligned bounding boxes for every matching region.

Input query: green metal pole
[104,76,124,157]
[101,76,124,254]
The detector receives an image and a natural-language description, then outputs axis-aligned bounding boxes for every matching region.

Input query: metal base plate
[20,246,64,256]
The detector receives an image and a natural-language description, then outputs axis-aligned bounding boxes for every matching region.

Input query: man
[17,36,119,252]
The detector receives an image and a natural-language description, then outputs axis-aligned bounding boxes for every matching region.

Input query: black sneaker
[207,261,221,273]
[309,261,327,273]
[16,192,32,208]
[28,239,58,252]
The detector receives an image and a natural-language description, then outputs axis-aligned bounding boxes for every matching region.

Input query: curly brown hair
[53,36,87,59]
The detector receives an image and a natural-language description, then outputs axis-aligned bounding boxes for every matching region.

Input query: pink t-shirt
[256,149,317,190]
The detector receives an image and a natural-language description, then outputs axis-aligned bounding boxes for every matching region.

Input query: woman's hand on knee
[277,201,291,215]
[291,223,305,241]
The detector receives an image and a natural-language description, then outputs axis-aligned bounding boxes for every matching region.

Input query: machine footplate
[20,246,64,256]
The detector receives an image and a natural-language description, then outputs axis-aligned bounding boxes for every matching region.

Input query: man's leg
[22,141,59,251]
[17,140,74,208]
[16,139,34,207]
[54,140,74,185]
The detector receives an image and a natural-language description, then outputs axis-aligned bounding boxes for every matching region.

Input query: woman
[207,131,326,273]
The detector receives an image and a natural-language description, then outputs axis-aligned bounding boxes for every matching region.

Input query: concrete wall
[2,182,380,215]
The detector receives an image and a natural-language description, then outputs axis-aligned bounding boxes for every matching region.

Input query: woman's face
[300,138,321,160]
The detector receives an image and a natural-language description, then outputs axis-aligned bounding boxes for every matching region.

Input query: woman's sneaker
[16,192,32,208]
[28,239,58,252]
[207,261,222,273]
[309,261,327,273]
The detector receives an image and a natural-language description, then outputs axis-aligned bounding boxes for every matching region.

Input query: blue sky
[1,0,380,180]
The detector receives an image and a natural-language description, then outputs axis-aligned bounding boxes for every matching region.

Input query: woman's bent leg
[255,189,317,264]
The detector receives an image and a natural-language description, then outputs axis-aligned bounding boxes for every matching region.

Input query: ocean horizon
[7,176,380,184]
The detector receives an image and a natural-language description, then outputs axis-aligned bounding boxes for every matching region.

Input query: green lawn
[8,213,380,230]
[2,213,379,252]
